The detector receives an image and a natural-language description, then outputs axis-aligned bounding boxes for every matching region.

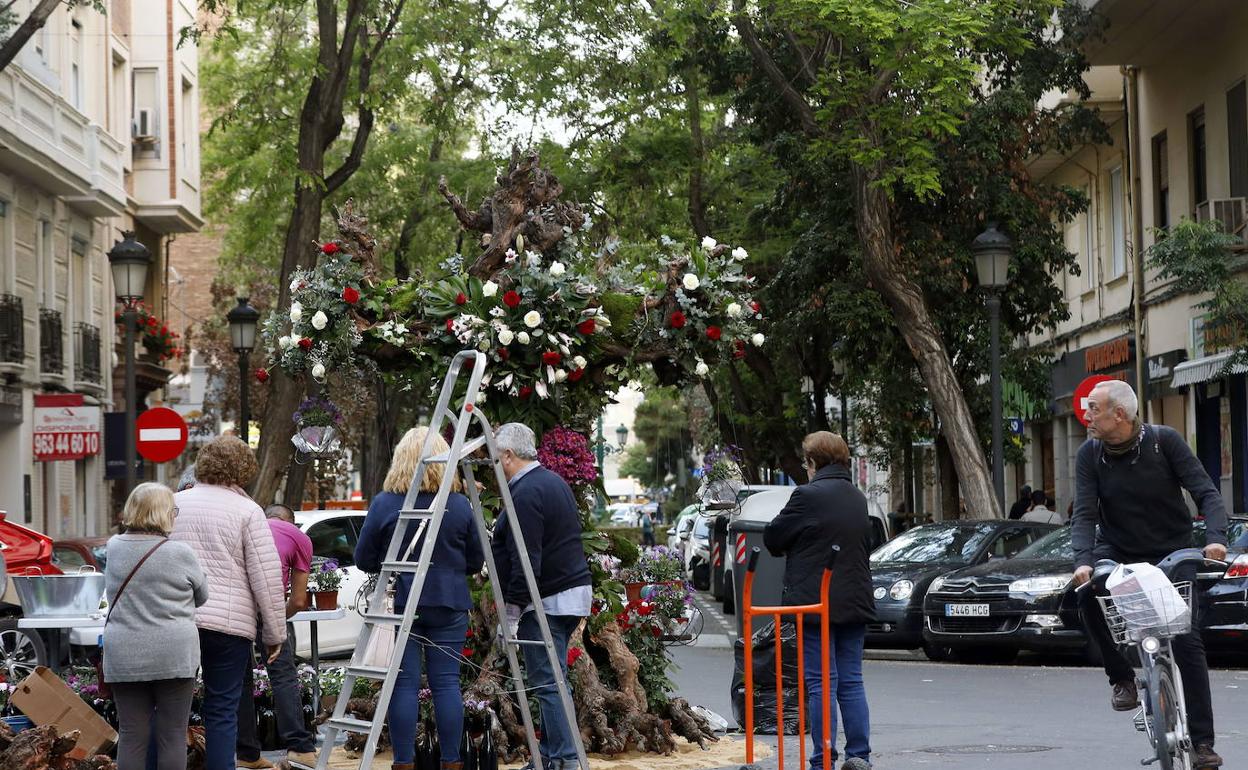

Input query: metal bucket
[12,567,106,617]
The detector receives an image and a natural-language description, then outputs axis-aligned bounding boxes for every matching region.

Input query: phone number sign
[33,394,101,462]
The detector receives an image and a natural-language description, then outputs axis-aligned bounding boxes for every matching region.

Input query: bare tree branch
[730,0,819,135]
[0,0,61,73]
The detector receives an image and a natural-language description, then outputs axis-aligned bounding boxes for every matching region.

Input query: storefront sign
[33,394,101,462]
[1146,349,1188,399]
[1049,334,1137,415]
[1085,337,1132,373]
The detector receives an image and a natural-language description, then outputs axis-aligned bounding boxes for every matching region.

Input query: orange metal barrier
[742,545,834,770]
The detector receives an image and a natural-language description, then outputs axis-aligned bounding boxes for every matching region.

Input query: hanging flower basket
[291,396,343,456]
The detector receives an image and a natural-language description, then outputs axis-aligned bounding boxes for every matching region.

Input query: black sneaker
[1194,744,1223,768]
[1111,681,1139,711]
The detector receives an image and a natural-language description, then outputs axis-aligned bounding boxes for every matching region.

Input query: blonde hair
[123,482,176,534]
[383,427,464,495]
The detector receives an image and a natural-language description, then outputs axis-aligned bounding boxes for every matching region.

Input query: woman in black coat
[764,431,874,770]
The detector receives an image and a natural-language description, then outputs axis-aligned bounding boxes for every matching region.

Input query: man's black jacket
[763,464,875,624]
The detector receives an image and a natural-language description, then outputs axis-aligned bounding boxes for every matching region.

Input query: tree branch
[730,0,819,136]
[0,0,62,73]
[324,27,375,194]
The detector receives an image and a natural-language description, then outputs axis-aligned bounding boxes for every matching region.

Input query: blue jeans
[238,623,316,757]
[518,612,581,763]
[199,629,254,770]
[389,607,470,764]
[801,622,870,768]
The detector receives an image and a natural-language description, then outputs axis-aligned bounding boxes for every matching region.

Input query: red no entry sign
[1073,375,1115,427]
[136,407,189,463]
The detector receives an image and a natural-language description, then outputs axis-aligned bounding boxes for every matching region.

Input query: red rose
[650,626,662,637]
[568,367,585,382]
[445,318,455,332]
[519,386,533,399]
[669,311,687,329]
[455,292,467,305]
[751,300,761,314]
[541,351,562,366]
[637,602,653,616]
[706,325,722,341]
[461,647,473,657]
[322,242,340,255]
[298,338,313,351]
[567,647,584,667]
[465,629,474,638]
[255,368,269,383]
[577,319,596,335]
[342,286,360,304]
[147,317,158,328]
[733,339,746,360]
[498,348,510,361]
[503,291,521,308]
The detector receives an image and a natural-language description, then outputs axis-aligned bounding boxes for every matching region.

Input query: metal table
[289,607,345,704]
[18,615,105,673]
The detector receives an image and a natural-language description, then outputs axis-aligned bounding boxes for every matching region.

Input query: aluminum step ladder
[312,350,588,770]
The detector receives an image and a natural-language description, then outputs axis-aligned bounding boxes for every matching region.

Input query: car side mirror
[666,528,676,536]
[679,532,690,542]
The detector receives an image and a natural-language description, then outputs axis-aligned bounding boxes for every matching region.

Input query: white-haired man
[1073,379,1227,769]
[491,422,590,770]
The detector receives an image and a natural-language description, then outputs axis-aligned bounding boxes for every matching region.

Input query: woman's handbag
[97,539,168,698]
[361,576,397,668]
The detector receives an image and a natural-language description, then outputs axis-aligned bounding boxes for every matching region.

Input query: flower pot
[292,424,340,456]
[623,582,645,602]
[312,591,339,611]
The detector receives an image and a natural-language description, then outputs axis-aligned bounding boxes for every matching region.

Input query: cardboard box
[11,666,117,757]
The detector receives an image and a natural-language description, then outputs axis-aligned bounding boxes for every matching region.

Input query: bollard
[742,546,835,770]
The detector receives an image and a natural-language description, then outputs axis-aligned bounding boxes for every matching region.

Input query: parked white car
[292,509,369,658]
[607,503,640,526]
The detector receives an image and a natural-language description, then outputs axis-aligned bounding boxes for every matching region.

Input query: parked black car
[922,516,1248,660]
[867,520,1059,658]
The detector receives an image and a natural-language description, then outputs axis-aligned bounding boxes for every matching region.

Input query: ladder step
[326,716,373,733]
[362,612,404,626]
[382,561,421,573]
[508,638,546,647]
[345,664,389,680]
[425,435,487,463]
[399,509,434,520]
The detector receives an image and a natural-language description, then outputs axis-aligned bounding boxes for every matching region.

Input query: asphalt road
[674,591,1248,769]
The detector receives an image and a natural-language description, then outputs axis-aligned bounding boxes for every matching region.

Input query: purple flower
[324,560,339,572]
[537,427,598,488]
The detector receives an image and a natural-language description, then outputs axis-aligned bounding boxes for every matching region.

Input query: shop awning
[1170,351,1248,387]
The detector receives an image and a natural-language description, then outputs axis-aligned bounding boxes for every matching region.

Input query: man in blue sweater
[491,422,591,770]
[1073,380,1227,769]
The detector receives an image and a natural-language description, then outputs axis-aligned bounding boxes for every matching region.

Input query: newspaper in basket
[1102,562,1191,641]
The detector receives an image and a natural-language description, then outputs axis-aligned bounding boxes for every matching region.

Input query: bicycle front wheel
[1146,664,1192,770]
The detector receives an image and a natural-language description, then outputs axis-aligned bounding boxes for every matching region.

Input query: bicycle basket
[1097,581,1193,644]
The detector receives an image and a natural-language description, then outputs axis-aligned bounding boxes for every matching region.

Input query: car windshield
[869,523,996,565]
[1014,527,1073,560]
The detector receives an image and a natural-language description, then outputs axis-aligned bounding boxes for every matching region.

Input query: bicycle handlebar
[1075,549,1230,592]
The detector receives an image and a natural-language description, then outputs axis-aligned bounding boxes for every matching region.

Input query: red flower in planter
[255,368,270,383]
[669,311,687,329]
[455,292,467,305]
[462,647,473,657]
[298,338,313,351]
[577,319,596,335]
[705,325,722,341]
[445,318,455,332]
[541,351,562,366]
[650,626,662,637]
[465,628,474,638]
[519,386,533,399]
[567,647,584,667]
[568,367,585,382]
[322,242,340,255]
[637,602,653,616]
[503,291,521,308]
[342,286,360,304]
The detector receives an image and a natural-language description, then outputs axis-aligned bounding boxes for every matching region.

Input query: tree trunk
[359,377,400,498]
[936,431,959,521]
[0,0,60,73]
[683,65,710,239]
[850,163,1000,518]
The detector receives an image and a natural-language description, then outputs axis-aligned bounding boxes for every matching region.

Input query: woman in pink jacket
[172,436,286,770]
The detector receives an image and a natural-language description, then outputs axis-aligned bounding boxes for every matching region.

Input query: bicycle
[1081,548,1227,770]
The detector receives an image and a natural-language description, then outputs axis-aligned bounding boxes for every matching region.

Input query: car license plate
[945,603,990,617]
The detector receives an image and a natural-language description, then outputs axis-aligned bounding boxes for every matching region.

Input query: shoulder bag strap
[105,539,169,622]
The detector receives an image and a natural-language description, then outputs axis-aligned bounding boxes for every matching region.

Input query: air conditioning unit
[132,109,157,144]
[1195,197,1248,249]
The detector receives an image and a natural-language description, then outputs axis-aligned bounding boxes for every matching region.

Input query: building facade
[1020,0,1248,514]
[0,0,201,536]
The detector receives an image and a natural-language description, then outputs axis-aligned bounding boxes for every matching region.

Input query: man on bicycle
[1073,380,1228,769]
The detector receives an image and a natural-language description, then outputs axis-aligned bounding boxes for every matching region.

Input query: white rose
[498,329,515,346]
[550,261,566,277]
[732,246,749,261]
[701,236,717,251]
[311,310,328,331]
[573,355,587,370]
[523,311,542,328]
[526,251,542,268]
[289,303,303,323]
[682,273,700,291]
[751,332,766,347]
[695,360,709,377]
[726,302,743,319]
[278,335,293,350]
[483,280,499,297]
[517,331,531,345]
[555,369,568,383]
[311,363,326,380]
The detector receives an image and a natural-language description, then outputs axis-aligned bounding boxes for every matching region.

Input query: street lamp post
[832,352,849,438]
[107,232,152,495]
[227,296,261,444]
[615,423,629,449]
[972,222,1013,515]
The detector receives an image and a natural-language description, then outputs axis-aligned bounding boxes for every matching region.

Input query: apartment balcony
[1079,0,1237,67]
[39,308,63,379]
[0,295,24,375]
[0,65,126,217]
[75,323,103,391]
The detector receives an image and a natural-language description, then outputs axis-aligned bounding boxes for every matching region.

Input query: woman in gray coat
[104,482,208,770]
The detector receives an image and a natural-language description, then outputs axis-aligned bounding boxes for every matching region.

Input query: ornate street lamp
[616,423,629,448]
[972,222,1013,514]
[227,296,261,443]
[107,232,152,494]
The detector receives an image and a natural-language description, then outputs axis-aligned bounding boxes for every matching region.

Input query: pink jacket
[172,484,286,645]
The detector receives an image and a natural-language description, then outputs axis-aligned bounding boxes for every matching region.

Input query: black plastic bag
[730,618,803,735]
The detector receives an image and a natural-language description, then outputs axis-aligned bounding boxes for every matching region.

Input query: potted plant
[291,396,343,456]
[699,445,745,508]
[620,546,685,602]
[308,559,346,610]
